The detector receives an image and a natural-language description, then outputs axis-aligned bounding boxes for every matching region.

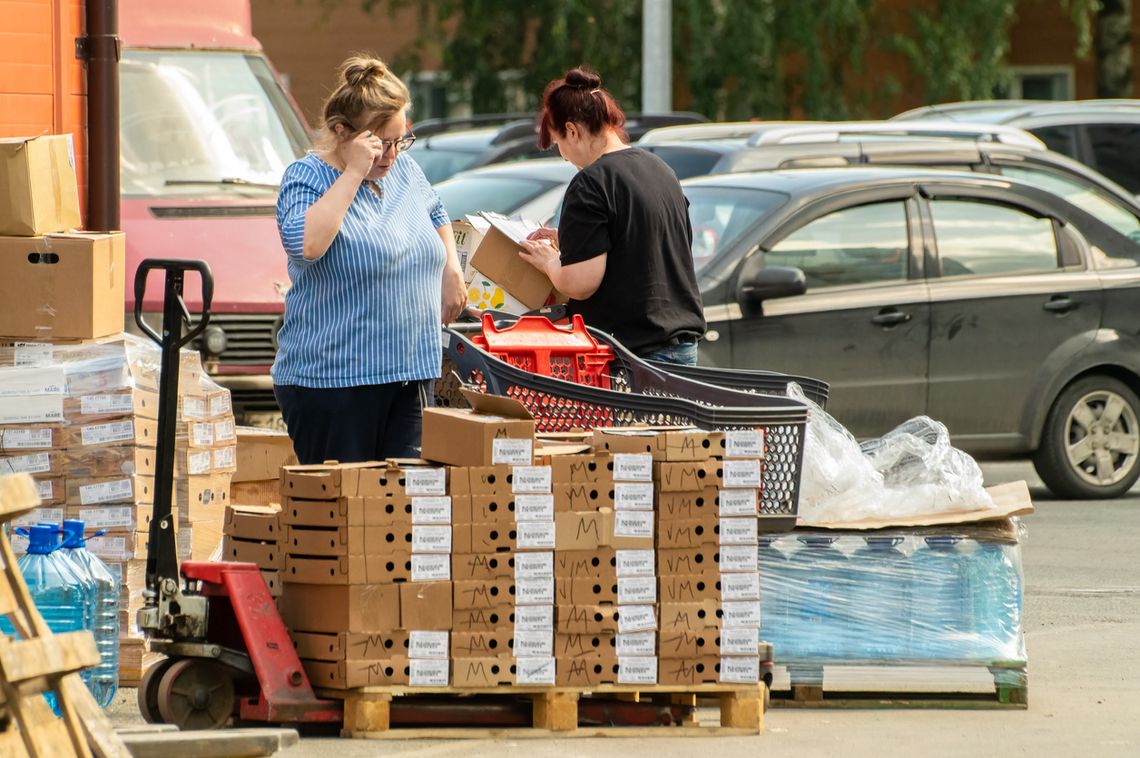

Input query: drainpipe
[81,0,120,232]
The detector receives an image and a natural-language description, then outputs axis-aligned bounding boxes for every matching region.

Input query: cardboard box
[554,548,616,579]
[555,576,618,606]
[557,655,619,687]
[657,518,719,549]
[553,482,612,512]
[0,450,66,477]
[657,488,719,521]
[452,578,514,611]
[452,552,515,581]
[284,554,364,585]
[468,215,555,310]
[451,656,516,688]
[303,658,409,690]
[658,655,721,686]
[400,581,453,630]
[454,494,514,524]
[0,423,63,452]
[231,479,282,508]
[64,503,153,532]
[555,604,619,634]
[452,522,516,554]
[284,525,360,557]
[659,600,721,633]
[279,583,399,634]
[421,392,535,468]
[592,427,714,462]
[0,135,81,236]
[658,630,720,659]
[657,545,719,576]
[451,218,485,282]
[63,417,158,450]
[659,574,717,604]
[221,535,282,570]
[235,427,297,482]
[176,474,232,523]
[544,451,614,486]
[63,388,160,424]
[553,510,604,551]
[465,271,532,315]
[654,460,719,492]
[292,631,346,662]
[0,233,125,339]
[555,632,616,659]
[346,631,410,660]
[63,446,155,479]
[451,630,514,658]
[451,605,515,633]
[224,504,281,542]
[66,475,154,506]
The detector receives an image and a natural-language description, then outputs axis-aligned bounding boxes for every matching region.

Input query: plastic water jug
[910,535,972,661]
[61,520,120,707]
[968,541,1023,661]
[849,536,911,660]
[787,535,851,660]
[758,535,791,659]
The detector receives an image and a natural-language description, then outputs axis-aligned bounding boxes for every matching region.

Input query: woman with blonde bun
[272,55,467,464]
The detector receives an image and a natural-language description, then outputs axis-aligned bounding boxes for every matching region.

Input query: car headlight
[203,325,228,356]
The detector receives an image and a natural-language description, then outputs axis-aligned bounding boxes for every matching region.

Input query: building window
[407,71,453,121]
[1004,66,1075,100]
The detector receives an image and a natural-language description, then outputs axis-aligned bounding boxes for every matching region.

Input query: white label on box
[721,572,761,601]
[725,429,765,459]
[411,554,451,582]
[515,604,554,631]
[0,428,54,450]
[515,575,554,605]
[405,467,447,496]
[182,397,207,421]
[719,488,758,516]
[79,478,133,505]
[516,520,556,550]
[0,366,65,396]
[214,419,235,443]
[515,657,556,685]
[719,517,758,546]
[722,459,763,489]
[492,438,533,465]
[412,496,452,525]
[209,394,231,417]
[617,576,657,604]
[81,393,134,415]
[615,549,655,577]
[511,465,551,494]
[411,525,452,554]
[36,480,54,500]
[213,446,235,471]
[14,344,54,367]
[408,630,450,659]
[613,511,653,539]
[721,601,762,629]
[11,507,63,528]
[720,628,760,656]
[75,506,135,530]
[618,656,658,684]
[617,604,657,633]
[0,395,64,424]
[187,450,212,475]
[86,535,130,561]
[409,658,450,687]
[612,453,653,482]
[81,420,134,447]
[514,551,554,578]
[616,631,656,657]
[191,424,214,447]
[514,494,554,522]
[720,656,760,683]
[0,453,51,475]
[719,545,759,574]
[513,629,553,657]
[613,482,654,511]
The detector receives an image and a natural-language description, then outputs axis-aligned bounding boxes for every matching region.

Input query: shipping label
[515,656,556,685]
[86,535,130,561]
[722,459,763,489]
[725,429,765,459]
[511,465,552,494]
[409,658,450,687]
[617,656,658,684]
[13,343,54,367]
[213,446,235,471]
[514,551,554,579]
[719,628,760,656]
[516,521,556,550]
[74,506,136,530]
[492,438,533,465]
[0,453,51,475]
[411,496,452,525]
[617,576,657,604]
[615,549,655,577]
[612,453,653,482]
[720,571,761,601]
[719,545,759,574]
[405,467,447,496]
[187,450,212,475]
[616,631,656,657]
[191,423,214,447]
[718,488,758,516]
[11,507,63,528]
[721,600,762,629]
[411,525,452,554]
[411,554,451,582]
[515,575,554,605]
[719,517,758,546]
[0,428,54,450]
[514,493,554,522]
[214,419,236,443]
[35,480,54,500]
[79,478,133,505]
[515,604,555,631]
[408,630,450,659]
[613,482,654,510]
[0,365,65,396]
[513,629,553,657]
[181,397,207,421]
[613,511,653,539]
[81,393,134,415]
[0,396,63,424]
[81,420,135,447]
[720,655,760,683]
[617,604,657,633]
[209,393,231,417]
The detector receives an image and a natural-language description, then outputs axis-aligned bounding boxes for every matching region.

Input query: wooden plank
[532,691,578,731]
[62,675,131,758]
[320,683,760,697]
[0,633,100,685]
[720,690,764,732]
[342,692,391,735]
[0,474,41,519]
[117,728,299,758]
[345,727,761,740]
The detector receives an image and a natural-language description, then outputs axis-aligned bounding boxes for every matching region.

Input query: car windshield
[435,175,558,218]
[644,147,727,179]
[684,186,789,272]
[407,147,483,184]
[119,51,310,197]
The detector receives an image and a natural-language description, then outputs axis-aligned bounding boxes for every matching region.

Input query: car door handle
[871,308,911,326]
[1043,296,1077,313]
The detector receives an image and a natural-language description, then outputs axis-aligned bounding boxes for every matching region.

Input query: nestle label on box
[409,658,450,687]
[719,517,758,546]
[615,549,655,577]
[725,430,764,459]
[516,656,556,685]
[411,554,451,582]
[512,466,551,494]
[515,604,554,631]
[721,572,761,601]
[613,482,653,511]
[412,525,452,554]
[720,655,760,683]
[719,488,758,516]
[515,551,554,578]
[405,468,447,496]
[618,656,658,684]
[514,494,554,522]
[721,600,762,629]
[515,575,554,605]
[409,630,450,659]
[492,438,533,465]
[614,511,653,539]
[617,604,657,633]
[612,453,652,482]
[720,545,759,574]
[616,631,656,657]
[617,576,657,604]
[720,627,760,656]
[516,520,556,550]
[412,496,452,524]
[722,459,763,489]
[514,628,553,657]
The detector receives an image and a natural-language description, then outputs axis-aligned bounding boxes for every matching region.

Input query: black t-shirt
[558,148,706,352]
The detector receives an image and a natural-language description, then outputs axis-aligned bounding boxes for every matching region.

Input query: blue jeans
[639,340,699,366]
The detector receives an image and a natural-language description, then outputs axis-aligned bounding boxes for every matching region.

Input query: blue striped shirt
[272,152,449,388]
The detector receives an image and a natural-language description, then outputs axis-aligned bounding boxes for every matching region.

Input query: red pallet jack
[132,259,341,729]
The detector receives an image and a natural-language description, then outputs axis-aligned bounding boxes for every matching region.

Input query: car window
[435,175,556,219]
[999,165,1140,240]
[643,147,725,179]
[1086,124,1140,194]
[930,200,1058,277]
[683,187,789,272]
[1028,125,1078,159]
[765,202,910,289]
[407,147,482,184]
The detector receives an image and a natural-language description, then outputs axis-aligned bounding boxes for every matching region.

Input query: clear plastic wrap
[790,384,993,525]
[760,525,1026,667]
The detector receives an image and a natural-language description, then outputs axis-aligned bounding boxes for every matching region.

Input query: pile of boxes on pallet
[230,394,768,689]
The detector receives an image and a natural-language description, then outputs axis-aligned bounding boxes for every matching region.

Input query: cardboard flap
[459,388,534,420]
[803,480,1034,530]
[536,443,593,457]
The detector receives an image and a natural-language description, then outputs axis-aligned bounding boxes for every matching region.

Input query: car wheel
[1033,375,1140,499]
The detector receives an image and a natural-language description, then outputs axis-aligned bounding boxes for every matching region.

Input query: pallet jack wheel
[155,658,236,730]
[137,658,176,724]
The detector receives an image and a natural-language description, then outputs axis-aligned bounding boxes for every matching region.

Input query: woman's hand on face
[527,226,559,247]
[441,265,468,324]
[342,130,380,180]
[518,238,560,276]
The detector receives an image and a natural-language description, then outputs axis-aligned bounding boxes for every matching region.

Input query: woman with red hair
[518,67,705,366]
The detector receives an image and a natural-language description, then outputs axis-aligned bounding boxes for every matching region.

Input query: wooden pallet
[318,683,765,738]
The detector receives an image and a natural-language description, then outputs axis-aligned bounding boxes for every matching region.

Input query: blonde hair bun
[342,57,390,89]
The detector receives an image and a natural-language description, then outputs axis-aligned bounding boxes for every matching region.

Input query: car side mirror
[737,265,807,305]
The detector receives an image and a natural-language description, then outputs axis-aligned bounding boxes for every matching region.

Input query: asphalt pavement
[107,461,1140,757]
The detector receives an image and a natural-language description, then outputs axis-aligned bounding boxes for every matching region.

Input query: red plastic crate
[471,313,615,389]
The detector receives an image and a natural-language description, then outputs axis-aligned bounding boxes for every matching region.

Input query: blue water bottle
[758,535,791,659]
[787,535,851,660]
[968,541,1023,662]
[848,536,911,661]
[61,520,120,707]
[909,535,972,661]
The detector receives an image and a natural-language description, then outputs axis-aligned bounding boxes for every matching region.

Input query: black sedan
[687,167,1140,499]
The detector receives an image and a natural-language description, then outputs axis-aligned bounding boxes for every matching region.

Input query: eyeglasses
[375,134,417,153]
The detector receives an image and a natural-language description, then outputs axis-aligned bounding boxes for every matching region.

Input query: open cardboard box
[802,480,1035,530]
[421,389,536,468]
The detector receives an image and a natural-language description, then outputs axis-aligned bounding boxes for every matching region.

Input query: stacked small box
[406,466,454,687]
[610,449,658,686]
[509,453,557,687]
[175,382,237,562]
[221,504,284,596]
[232,427,297,507]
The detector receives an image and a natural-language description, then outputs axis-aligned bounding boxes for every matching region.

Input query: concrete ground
[108,461,1140,757]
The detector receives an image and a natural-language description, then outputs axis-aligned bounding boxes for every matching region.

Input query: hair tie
[590,89,601,95]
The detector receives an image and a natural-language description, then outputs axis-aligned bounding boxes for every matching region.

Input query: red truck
[1,0,310,426]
